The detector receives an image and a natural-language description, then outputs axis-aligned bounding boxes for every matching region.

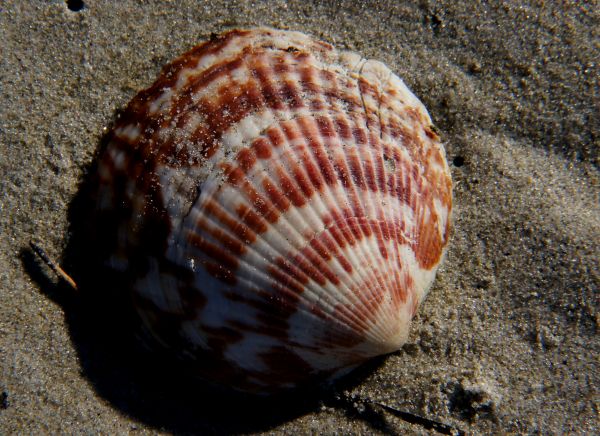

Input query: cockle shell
[92,28,452,394]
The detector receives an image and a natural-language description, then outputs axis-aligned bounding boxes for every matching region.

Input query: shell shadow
[21,133,390,434]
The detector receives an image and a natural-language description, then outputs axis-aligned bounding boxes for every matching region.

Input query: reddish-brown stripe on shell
[92,27,452,394]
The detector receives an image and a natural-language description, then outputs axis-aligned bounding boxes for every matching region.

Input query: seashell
[91,27,452,394]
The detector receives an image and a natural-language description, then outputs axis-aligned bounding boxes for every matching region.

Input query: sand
[1,1,598,434]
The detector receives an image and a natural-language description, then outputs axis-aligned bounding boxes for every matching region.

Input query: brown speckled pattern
[92,28,452,393]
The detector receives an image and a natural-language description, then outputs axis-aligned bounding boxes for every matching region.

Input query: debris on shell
[91,27,452,394]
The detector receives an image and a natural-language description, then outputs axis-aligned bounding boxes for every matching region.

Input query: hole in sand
[453,156,465,167]
[66,0,85,12]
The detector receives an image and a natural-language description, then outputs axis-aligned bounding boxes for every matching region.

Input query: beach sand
[1,1,598,434]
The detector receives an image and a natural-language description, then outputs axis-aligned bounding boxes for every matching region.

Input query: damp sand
[1,1,598,434]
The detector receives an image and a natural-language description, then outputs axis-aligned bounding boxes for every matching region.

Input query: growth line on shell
[29,241,78,291]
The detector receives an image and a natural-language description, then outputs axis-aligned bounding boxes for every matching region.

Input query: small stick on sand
[345,394,463,435]
[29,241,78,291]
[367,399,463,435]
